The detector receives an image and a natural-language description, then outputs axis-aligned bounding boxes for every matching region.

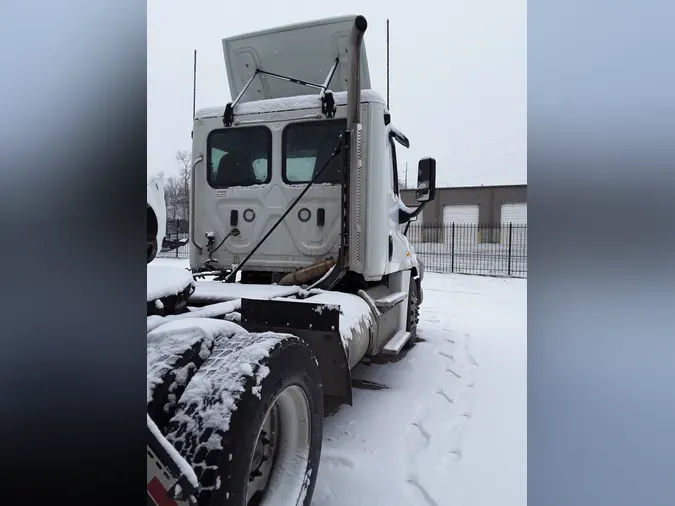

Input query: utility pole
[404,162,408,189]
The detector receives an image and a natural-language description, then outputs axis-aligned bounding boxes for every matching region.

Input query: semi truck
[147,14,437,506]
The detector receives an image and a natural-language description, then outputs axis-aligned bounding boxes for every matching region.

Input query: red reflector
[147,477,179,506]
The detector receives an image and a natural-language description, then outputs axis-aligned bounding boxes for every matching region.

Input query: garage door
[501,203,527,224]
[442,204,479,245]
[443,204,479,224]
[501,203,527,249]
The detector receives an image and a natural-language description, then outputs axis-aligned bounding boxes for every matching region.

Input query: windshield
[207,126,271,188]
[283,119,347,184]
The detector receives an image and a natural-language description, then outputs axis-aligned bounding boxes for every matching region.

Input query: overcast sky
[148,0,525,187]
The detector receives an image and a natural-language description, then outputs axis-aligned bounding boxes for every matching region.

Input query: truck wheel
[147,205,159,263]
[166,334,323,506]
[403,277,420,349]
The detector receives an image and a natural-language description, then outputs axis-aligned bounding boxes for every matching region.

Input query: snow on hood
[147,318,246,405]
[195,89,385,120]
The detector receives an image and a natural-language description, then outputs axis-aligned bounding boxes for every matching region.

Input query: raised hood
[222,15,371,103]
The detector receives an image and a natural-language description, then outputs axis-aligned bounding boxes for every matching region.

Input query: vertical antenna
[192,50,197,119]
[386,19,390,110]
[405,161,409,189]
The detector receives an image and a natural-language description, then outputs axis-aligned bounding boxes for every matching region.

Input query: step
[373,291,407,310]
[382,330,412,355]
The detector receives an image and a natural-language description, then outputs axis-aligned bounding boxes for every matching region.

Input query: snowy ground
[313,273,526,506]
[148,258,527,506]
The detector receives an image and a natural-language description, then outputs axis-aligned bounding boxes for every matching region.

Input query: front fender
[415,259,425,304]
[418,258,425,282]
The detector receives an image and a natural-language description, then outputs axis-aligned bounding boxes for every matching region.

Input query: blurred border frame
[0,1,147,504]
[528,0,675,504]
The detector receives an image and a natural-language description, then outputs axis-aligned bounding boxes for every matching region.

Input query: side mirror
[416,158,436,203]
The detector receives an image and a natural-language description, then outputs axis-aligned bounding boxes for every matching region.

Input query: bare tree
[157,153,191,237]
[163,176,182,227]
[174,150,192,225]
[175,150,191,193]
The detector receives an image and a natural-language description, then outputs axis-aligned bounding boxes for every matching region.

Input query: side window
[390,137,400,195]
[283,119,347,184]
[207,126,271,188]
[210,147,226,182]
[285,151,316,182]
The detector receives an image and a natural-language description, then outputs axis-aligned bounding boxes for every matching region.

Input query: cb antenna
[192,49,197,119]
[386,19,390,110]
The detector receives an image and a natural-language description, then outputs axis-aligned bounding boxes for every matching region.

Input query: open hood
[222,15,371,103]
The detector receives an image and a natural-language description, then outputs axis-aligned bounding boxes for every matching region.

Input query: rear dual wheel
[166,334,323,506]
[246,384,313,505]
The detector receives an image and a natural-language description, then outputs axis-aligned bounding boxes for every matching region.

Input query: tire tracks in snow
[411,418,432,447]
[404,405,439,506]
[401,315,479,504]
[434,388,454,404]
[445,367,462,378]
[439,330,479,463]
[437,350,455,361]
[406,478,440,506]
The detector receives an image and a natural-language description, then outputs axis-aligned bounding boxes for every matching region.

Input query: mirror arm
[403,219,413,236]
[402,202,427,236]
[399,201,426,225]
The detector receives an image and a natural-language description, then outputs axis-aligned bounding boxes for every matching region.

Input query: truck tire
[147,205,159,263]
[166,333,323,506]
[403,276,420,349]
[148,237,158,264]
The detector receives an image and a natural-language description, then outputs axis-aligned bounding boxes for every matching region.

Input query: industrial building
[400,184,527,226]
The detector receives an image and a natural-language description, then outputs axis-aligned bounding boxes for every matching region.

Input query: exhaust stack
[345,15,368,276]
[346,15,368,128]
[317,15,369,289]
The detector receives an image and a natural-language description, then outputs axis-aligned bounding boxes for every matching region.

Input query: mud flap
[240,298,353,407]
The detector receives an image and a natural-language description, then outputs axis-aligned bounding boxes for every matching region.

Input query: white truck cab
[190,16,436,285]
[191,90,425,276]
[190,15,436,356]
